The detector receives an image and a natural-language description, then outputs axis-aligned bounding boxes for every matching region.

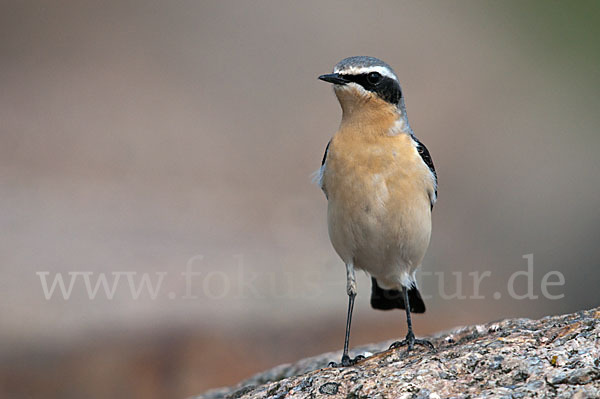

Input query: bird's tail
[370,277,426,313]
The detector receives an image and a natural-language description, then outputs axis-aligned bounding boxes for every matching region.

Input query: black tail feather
[370,277,426,313]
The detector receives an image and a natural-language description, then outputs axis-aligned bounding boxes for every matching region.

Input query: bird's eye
[367,72,382,85]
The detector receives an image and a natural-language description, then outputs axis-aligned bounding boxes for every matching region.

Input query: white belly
[327,191,431,289]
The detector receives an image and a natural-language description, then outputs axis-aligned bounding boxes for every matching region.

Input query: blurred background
[1,1,599,398]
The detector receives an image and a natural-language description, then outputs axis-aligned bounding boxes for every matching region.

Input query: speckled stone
[195,307,600,399]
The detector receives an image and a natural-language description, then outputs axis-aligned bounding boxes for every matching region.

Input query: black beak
[318,73,349,85]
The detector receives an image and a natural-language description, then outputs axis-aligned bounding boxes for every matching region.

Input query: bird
[316,56,437,367]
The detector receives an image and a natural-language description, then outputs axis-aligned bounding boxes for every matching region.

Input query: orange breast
[322,111,435,275]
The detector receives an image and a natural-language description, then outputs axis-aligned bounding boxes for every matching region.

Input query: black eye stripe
[339,73,402,105]
[367,71,382,84]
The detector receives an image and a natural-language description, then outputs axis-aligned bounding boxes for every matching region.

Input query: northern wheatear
[317,56,437,367]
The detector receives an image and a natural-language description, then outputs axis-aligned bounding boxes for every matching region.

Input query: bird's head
[319,56,406,123]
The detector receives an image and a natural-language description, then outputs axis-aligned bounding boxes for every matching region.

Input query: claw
[329,354,366,367]
[414,338,436,352]
[389,332,436,353]
[389,339,408,350]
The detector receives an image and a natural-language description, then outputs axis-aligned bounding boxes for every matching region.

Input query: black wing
[412,136,437,208]
[321,140,331,166]
[317,140,331,198]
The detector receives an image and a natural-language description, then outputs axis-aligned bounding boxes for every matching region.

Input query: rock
[194,307,600,399]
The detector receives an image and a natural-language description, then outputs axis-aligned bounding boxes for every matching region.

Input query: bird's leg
[329,263,365,367]
[389,286,435,353]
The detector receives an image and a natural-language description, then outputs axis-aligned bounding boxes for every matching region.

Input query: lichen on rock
[195,307,600,399]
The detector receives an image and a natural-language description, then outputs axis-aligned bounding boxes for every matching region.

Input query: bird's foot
[389,332,436,353]
[328,354,365,367]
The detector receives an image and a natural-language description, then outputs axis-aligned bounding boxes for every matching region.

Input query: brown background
[1,1,599,398]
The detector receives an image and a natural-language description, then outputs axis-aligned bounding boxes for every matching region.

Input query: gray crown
[333,56,398,79]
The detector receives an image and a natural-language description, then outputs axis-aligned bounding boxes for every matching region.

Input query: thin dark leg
[329,262,366,367]
[342,292,355,360]
[329,292,365,367]
[403,286,414,346]
[389,286,435,353]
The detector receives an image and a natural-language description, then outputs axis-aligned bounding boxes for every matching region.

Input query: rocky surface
[195,308,600,398]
